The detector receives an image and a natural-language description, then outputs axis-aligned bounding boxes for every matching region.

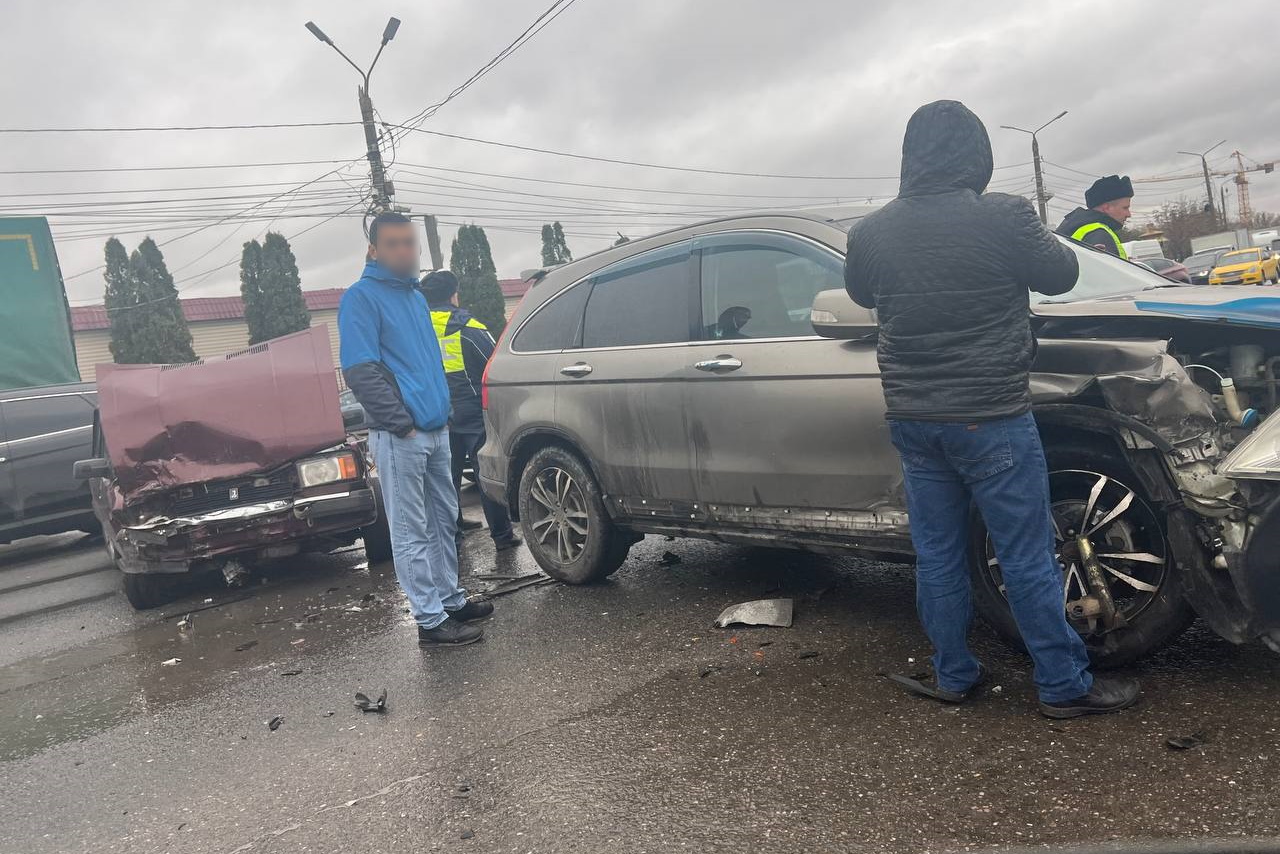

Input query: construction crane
[1213,151,1275,225]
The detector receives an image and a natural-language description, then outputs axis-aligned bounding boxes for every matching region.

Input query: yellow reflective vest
[1070,222,1128,260]
[430,309,487,374]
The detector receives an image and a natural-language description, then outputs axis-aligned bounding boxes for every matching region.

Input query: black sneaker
[887,663,988,704]
[493,534,523,551]
[458,517,484,532]
[447,599,494,622]
[418,617,483,646]
[1039,676,1140,719]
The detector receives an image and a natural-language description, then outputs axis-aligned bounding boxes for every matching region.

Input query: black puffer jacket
[844,100,1080,422]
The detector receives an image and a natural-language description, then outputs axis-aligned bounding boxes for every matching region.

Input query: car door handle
[694,356,743,373]
[559,363,593,377]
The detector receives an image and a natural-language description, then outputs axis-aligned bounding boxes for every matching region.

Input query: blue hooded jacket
[339,260,451,436]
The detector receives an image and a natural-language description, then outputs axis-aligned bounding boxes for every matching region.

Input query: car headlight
[296,452,359,487]
[1219,414,1280,479]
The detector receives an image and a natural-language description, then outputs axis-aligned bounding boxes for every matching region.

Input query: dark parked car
[479,211,1280,666]
[76,328,391,609]
[0,382,98,544]
[1140,256,1191,284]
[1182,249,1227,286]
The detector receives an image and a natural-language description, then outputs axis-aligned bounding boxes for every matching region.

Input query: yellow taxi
[1209,247,1280,285]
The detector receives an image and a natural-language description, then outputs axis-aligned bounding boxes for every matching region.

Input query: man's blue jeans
[888,412,1092,704]
[368,427,467,629]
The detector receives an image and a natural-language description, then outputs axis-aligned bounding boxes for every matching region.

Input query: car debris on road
[714,598,794,628]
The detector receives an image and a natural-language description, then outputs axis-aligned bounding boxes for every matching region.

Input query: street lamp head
[381,17,401,45]
[304,21,332,45]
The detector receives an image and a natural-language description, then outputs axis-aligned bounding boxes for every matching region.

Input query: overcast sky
[2,0,1277,305]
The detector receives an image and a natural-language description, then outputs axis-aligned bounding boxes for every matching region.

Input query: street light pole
[1001,110,1068,225]
[305,17,401,214]
[1178,139,1226,225]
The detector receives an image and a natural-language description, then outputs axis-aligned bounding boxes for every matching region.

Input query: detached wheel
[969,444,1194,667]
[518,446,631,583]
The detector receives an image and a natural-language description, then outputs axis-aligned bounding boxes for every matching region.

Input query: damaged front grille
[167,472,295,518]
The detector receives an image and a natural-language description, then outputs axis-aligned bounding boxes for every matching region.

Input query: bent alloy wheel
[969,446,1195,667]
[517,445,632,584]
[526,466,590,564]
[980,469,1167,634]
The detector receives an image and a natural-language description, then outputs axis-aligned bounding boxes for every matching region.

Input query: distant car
[1183,249,1227,286]
[1140,257,1191,284]
[76,329,391,609]
[0,382,98,544]
[1210,247,1280,285]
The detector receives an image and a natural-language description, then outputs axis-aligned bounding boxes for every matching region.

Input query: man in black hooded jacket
[845,100,1139,718]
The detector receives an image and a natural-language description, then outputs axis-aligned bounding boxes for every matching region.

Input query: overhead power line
[0,121,360,133]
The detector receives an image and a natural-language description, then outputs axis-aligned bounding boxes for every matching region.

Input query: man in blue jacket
[339,213,492,646]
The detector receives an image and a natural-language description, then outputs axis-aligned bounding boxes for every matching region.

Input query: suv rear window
[512,282,589,352]
[581,244,693,349]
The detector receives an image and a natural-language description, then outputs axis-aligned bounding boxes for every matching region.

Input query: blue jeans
[368,427,467,629]
[888,412,1092,704]
[450,429,514,542]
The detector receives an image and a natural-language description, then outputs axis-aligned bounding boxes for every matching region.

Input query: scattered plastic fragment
[1167,733,1206,750]
[658,551,682,567]
[460,829,475,840]
[234,640,258,652]
[222,560,249,587]
[267,715,284,731]
[798,650,820,659]
[280,670,303,677]
[176,614,193,633]
[322,711,335,717]
[354,688,388,713]
[290,638,305,645]
[714,598,794,628]
[161,658,181,666]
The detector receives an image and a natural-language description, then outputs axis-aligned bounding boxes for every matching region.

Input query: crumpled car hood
[95,325,345,505]
[1034,287,1280,330]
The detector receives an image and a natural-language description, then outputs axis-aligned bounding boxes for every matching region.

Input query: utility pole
[1001,110,1068,224]
[423,215,444,270]
[305,17,401,215]
[1178,140,1226,222]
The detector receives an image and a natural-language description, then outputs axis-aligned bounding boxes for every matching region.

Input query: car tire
[969,442,1195,668]
[517,445,631,584]
[362,477,394,565]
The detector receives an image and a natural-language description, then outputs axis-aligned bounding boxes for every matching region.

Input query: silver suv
[479,212,1280,666]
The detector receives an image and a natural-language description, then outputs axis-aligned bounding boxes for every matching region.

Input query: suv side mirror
[811,289,878,339]
[73,458,111,481]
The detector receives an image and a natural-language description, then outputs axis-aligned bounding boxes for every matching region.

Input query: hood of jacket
[897,100,993,198]
[1056,206,1121,237]
[360,259,419,290]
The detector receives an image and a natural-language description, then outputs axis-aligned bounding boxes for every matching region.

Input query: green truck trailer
[0,217,81,390]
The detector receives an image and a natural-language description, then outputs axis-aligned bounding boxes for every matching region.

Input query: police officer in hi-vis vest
[1054,175,1133,258]
[419,270,522,551]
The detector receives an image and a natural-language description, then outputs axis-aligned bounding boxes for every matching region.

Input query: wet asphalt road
[2,492,1279,854]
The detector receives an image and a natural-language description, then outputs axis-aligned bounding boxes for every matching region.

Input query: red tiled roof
[72,281,528,333]
[71,287,347,332]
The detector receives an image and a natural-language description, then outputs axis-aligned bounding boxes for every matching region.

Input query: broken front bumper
[115,487,377,574]
[1222,499,1280,653]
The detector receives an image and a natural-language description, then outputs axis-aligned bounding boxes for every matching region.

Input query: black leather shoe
[458,517,483,532]
[1039,676,1140,719]
[418,617,483,646]
[493,534,523,551]
[447,599,494,622]
[887,664,988,704]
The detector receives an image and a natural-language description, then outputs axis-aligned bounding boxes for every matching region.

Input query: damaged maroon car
[74,327,391,609]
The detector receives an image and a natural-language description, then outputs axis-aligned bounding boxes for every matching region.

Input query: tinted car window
[513,281,589,352]
[581,243,693,349]
[698,234,844,340]
[1,392,95,440]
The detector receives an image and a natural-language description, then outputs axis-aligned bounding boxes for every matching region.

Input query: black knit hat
[1085,175,1134,208]
[420,269,458,303]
